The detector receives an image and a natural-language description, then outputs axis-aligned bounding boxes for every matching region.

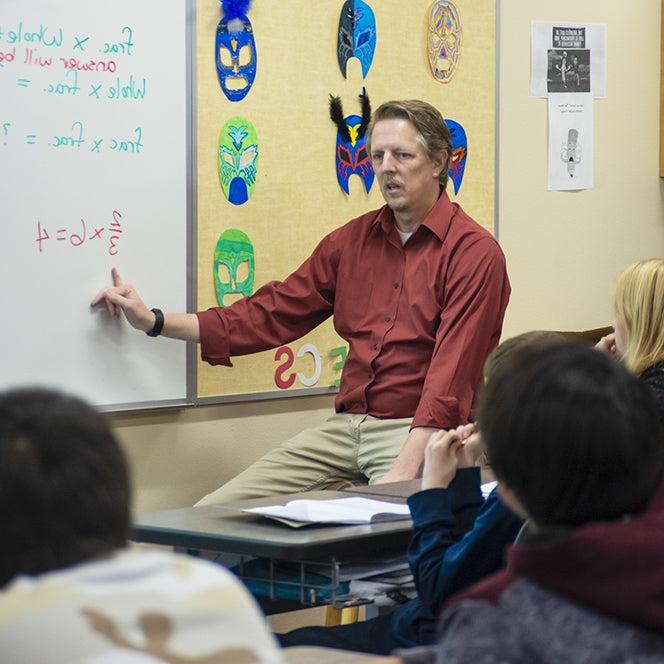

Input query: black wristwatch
[146,308,165,337]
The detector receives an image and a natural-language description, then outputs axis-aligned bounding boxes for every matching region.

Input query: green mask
[218,117,259,205]
[213,228,255,306]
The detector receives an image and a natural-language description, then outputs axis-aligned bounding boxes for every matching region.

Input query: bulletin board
[195,0,497,401]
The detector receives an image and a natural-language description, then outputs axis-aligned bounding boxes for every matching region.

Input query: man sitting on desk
[91,99,510,504]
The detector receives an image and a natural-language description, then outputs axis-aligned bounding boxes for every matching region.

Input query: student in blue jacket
[277,332,561,654]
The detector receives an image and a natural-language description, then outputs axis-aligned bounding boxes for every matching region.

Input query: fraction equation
[35,210,124,256]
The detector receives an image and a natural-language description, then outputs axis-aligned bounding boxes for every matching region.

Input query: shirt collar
[373,190,454,243]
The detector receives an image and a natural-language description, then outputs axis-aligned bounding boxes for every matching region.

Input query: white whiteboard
[0,0,189,408]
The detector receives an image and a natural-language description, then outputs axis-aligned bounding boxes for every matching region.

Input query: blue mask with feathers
[216,0,257,102]
[329,88,374,195]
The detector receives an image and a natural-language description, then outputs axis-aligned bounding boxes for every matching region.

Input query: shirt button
[393,282,400,289]
[385,316,392,322]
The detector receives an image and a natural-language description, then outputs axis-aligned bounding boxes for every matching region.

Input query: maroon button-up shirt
[197,192,510,429]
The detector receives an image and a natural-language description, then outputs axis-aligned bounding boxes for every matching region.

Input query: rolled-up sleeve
[196,234,340,366]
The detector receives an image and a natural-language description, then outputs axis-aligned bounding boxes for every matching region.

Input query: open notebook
[243,497,411,527]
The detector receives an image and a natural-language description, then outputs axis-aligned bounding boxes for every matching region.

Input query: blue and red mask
[337,0,377,79]
[215,0,257,102]
[444,118,467,194]
[329,88,374,195]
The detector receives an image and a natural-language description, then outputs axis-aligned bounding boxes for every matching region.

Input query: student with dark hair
[380,344,664,664]
[279,332,562,655]
[0,388,284,663]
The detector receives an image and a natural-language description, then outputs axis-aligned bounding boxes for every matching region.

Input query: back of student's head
[0,388,130,588]
[614,259,664,374]
[483,330,566,382]
[478,344,664,527]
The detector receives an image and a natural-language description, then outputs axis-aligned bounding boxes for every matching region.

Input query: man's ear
[431,150,449,179]
[497,483,529,520]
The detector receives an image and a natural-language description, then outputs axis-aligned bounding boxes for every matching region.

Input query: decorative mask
[329,88,374,195]
[337,0,377,79]
[213,228,255,306]
[428,0,462,83]
[215,0,257,102]
[444,118,467,194]
[218,116,259,205]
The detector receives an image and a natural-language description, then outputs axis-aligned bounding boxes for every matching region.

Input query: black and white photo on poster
[547,49,591,93]
[531,21,606,98]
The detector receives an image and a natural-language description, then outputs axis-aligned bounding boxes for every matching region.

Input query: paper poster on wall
[531,22,606,98]
[548,93,593,191]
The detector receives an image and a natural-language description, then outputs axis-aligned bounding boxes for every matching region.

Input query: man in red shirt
[92,100,510,504]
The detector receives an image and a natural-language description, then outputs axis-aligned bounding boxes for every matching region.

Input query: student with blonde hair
[597,258,664,414]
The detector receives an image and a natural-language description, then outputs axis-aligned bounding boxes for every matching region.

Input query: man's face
[370,119,444,220]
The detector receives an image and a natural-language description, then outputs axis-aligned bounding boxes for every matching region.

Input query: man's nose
[379,152,396,173]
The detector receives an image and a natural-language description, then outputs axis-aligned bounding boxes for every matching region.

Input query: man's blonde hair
[366,99,451,190]
[614,259,664,374]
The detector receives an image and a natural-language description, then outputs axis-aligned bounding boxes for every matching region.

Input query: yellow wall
[196,0,496,399]
[114,0,664,515]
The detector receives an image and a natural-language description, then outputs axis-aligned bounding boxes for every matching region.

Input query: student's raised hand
[595,332,619,360]
[90,268,155,332]
[422,429,463,490]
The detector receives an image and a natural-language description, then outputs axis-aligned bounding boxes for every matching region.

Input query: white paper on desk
[244,497,411,526]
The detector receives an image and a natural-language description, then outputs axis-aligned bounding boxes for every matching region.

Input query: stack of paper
[243,497,411,526]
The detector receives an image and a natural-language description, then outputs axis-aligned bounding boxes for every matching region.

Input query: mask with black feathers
[329,88,374,195]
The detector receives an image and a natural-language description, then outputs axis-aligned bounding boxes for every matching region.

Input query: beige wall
[114,0,664,515]
[499,0,664,336]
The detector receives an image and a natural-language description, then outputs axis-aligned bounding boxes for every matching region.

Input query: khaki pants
[195,413,412,505]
